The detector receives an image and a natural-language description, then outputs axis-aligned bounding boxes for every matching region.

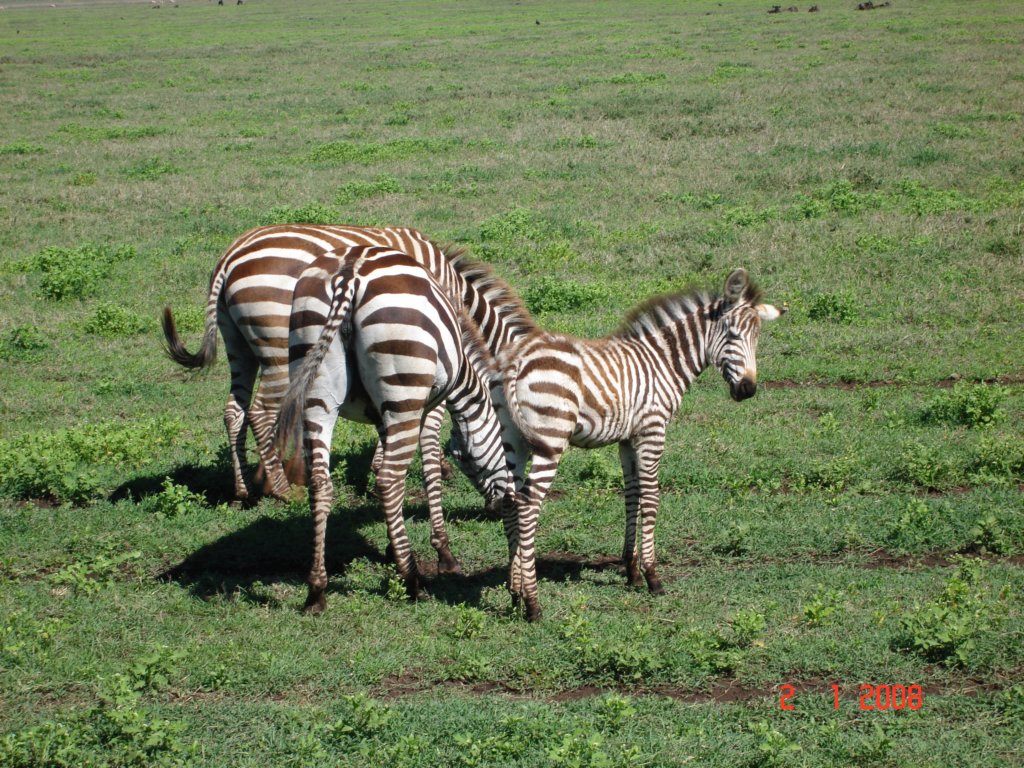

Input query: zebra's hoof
[439,457,454,481]
[437,556,462,576]
[524,597,542,623]
[404,573,421,600]
[303,591,326,615]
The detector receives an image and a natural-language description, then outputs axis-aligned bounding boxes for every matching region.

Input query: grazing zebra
[447,263,784,621]
[275,245,510,613]
[161,224,502,573]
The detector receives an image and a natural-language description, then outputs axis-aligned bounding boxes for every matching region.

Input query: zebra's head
[448,422,511,514]
[706,269,786,402]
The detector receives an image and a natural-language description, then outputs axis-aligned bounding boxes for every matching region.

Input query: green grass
[1,0,1023,765]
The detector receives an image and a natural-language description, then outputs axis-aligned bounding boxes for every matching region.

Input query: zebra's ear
[723,269,749,304]
[755,303,786,322]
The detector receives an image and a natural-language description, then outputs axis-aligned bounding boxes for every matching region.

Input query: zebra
[161,224,504,574]
[274,245,510,613]
[446,262,785,621]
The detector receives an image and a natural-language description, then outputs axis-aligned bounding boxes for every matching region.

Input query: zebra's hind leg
[304,468,333,615]
[222,341,259,501]
[511,444,568,622]
[224,395,251,501]
[249,392,292,500]
[618,441,644,588]
[301,392,343,614]
[419,405,461,575]
[377,417,422,599]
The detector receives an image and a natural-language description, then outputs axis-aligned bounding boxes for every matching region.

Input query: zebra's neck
[610,292,715,397]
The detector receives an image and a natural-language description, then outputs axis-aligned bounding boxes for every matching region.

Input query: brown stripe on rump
[366,339,438,361]
[246,337,289,350]
[526,405,579,424]
[227,255,312,282]
[229,234,331,262]
[529,381,579,401]
[235,313,290,330]
[290,343,315,361]
[229,285,295,307]
[519,355,579,382]
[364,273,432,300]
[290,309,331,330]
[380,372,437,388]
[362,306,431,329]
[362,251,421,271]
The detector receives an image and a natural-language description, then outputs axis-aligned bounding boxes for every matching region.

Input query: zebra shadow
[110,439,384,509]
[420,551,627,609]
[159,501,385,601]
[110,444,243,507]
[161,508,627,610]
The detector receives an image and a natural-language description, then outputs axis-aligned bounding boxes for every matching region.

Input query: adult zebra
[161,224,505,574]
[446,261,785,621]
[275,245,509,613]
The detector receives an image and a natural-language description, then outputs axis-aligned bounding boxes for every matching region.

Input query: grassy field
[1,0,1023,765]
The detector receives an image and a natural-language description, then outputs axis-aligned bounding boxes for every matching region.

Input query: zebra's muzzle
[730,377,757,401]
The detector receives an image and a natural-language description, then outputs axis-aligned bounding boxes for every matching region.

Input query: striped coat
[275,245,510,613]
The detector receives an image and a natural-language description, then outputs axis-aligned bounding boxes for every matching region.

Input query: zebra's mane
[457,307,499,379]
[614,279,762,339]
[447,251,540,337]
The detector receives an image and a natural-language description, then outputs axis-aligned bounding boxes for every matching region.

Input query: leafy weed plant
[14,244,136,302]
[0,417,181,504]
[0,325,48,361]
[83,302,149,337]
[0,647,194,768]
[894,558,1010,668]
[922,382,1008,428]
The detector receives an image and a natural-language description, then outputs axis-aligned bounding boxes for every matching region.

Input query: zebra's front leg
[618,441,644,588]
[419,404,461,575]
[510,446,566,622]
[377,417,422,599]
[634,432,667,595]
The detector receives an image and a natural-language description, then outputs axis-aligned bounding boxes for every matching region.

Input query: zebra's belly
[339,395,376,425]
[570,405,639,448]
[569,428,618,450]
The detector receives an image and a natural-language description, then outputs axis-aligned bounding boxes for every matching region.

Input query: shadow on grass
[158,501,624,611]
[159,501,384,599]
[110,441,385,508]
[421,551,626,609]
[143,442,620,609]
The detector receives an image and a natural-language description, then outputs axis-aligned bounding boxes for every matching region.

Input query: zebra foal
[275,245,511,613]
[471,267,785,621]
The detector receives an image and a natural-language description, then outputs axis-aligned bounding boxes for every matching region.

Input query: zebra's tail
[498,345,547,450]
[275,257,362,466]
[161,266,227,370]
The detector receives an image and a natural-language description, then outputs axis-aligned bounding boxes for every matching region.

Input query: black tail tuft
[162,306,217,370]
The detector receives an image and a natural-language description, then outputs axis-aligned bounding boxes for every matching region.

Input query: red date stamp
[779,684,924,711]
